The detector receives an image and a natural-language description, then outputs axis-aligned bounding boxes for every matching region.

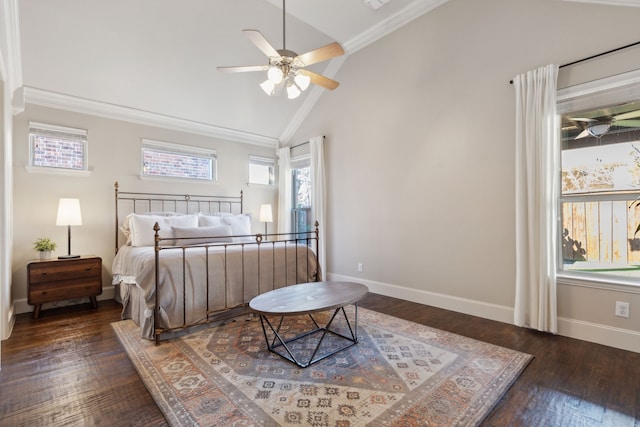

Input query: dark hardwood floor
[1,294,639,426]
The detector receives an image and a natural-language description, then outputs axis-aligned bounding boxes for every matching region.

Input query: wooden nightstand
[27,256,102,318]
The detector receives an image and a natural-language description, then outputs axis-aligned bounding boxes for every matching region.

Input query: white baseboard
[329,273,640,353]
[557,316,640,353]
[12,285,117,316]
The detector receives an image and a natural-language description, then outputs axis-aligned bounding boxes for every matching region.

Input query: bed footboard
[151,222,321,344]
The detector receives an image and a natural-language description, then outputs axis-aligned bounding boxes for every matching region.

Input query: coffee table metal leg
[257,303,360,368]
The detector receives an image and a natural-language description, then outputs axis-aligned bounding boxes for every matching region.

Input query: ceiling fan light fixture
[218,0,344,99]
[294,73,310,91]
[286,80,301,99]
[267,66,284,84]
[588,123,611,137]
[260,80,276,96]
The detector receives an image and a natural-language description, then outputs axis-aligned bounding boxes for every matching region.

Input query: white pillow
[221,214,253,242]
[129,213,198,246]
[172,225,233,246]
[198,213,223,227]
[121,212,187,245]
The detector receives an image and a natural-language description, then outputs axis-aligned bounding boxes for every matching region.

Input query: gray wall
[11,104,277,309]
[291,0,640,350]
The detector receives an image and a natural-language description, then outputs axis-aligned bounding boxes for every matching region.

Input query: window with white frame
[141,139,217,181]
[28,122,88,172]
[558,71,640,284]
[249,155,275,186]
[291,155,312,233]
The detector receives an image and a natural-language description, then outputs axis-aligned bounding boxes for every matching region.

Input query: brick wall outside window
[141,139,216,181]
[32,135,85,170]
[143,150,212,180]
[28,122,88,172]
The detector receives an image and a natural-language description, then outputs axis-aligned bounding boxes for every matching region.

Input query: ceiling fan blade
[217,65,268,73]
[570,117,597,123]
[295,42,345,67]
[613,110,640,121]
[575,129,590,139]
[300,69,340,90]
[613,119,640,128]
[243,29,280,58]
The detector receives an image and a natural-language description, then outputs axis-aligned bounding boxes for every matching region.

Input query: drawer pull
[85,267,92,271]
[41,272,47,276]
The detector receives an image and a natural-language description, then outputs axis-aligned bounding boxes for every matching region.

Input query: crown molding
[2,0,23,112]
[561,0,640,6]
[22,87,279,148]
[344,0,449,54]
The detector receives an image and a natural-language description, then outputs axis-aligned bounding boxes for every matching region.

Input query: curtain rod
[290,135,325,149]
[509,40,640,84]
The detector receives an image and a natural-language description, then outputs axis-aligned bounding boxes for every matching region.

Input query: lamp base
[58,254,81,259]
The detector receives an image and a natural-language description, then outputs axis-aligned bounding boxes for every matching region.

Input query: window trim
[140,139,217,182]
[26,121,91,176]
[557,69,640,290]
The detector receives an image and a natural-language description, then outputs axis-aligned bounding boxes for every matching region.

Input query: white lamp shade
[267,66,284,84]
[286,81,301,99]
[259,204,273,223]
[56,198,83,226]
[294,73,311,91]
[260,80,275,96]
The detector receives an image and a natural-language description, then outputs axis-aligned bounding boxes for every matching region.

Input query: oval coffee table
[249,281,368,368]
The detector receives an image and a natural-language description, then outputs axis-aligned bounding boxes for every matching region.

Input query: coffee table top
[249,281,368,316]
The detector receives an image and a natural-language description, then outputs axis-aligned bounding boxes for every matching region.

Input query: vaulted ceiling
[11,0,640,146]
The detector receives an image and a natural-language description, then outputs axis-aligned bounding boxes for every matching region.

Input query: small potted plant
[33,237,57,260]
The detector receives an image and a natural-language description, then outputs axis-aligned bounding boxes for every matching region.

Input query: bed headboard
[114,181,243,253]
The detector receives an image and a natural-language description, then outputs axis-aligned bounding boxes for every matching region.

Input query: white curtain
[277,146,292,236]
[309,136,327,273]
[513,64,559,334]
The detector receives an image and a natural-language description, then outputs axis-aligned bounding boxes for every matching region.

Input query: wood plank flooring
[1,294,639,426]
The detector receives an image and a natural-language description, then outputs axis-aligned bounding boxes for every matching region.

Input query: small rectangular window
[141,139,217,181]
[249,155,275,186]
[29,122,87,171]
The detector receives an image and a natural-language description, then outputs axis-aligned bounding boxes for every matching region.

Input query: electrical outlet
[357,263,363,273]
[615,301,630,318]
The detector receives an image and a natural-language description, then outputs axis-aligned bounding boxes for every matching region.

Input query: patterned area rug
[112,307,532,426]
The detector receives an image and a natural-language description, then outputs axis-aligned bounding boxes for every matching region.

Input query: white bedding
[112,241,320,340]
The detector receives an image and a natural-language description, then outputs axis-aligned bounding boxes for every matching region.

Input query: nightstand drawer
[28,258,101,284]
[28,278,102,304]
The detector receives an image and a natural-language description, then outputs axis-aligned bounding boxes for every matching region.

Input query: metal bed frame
[114,182,320,344]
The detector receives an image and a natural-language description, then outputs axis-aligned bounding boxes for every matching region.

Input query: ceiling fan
[570,109,640,139]
[217,0,345,99]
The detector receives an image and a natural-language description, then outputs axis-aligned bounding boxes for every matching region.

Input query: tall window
[291,156,312,233]
[558,72,640,283]
[28,122,88,172]
[141,139,216,181]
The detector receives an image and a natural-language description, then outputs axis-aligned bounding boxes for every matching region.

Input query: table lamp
[259,204,273,239]
[56,198,82,259]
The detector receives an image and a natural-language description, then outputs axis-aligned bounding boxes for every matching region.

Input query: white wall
[11,104,277,312]
[291,0,640,351]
